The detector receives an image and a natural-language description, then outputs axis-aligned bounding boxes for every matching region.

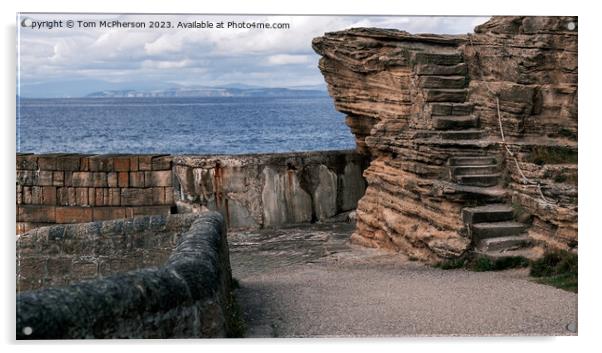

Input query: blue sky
[17,14,490,98]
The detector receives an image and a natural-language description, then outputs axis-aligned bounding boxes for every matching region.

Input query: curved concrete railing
[16,211,235,339]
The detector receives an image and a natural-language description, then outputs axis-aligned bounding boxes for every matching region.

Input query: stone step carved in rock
[451,164,500,177]
[424,89,468,103]
[413,52,464,66]
[462,204,514,224]
[462,203,533,255]
[477,235,532,252]
[473,248,540,261]
[415,63,467,76]
[472,221,527,239]
[419,76,467,89]
[456,173,501,187]
[449,156,498,166]
[432,115,479,130]
[439,129,483,140]
[431,103,474,116]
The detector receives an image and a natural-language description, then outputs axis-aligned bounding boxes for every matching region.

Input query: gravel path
[228,223,577,337]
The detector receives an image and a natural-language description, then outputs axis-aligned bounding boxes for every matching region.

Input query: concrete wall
[16,213,199,292]
[17,151,368,233]
[16,212,236,339]
[172,150,368,229]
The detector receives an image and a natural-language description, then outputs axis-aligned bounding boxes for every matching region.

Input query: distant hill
[86,86,328,98]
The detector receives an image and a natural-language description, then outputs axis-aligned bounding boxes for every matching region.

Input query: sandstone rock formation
[313,16,577,262]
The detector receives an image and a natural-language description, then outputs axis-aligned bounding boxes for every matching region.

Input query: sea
[16,97,356,155]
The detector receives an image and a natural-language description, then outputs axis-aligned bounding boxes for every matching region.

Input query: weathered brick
[107,172,118,187]
[56,187,77,206]
[22,187,32,204]
[145,171,172,187]
[55,207,93,223]
[37,155,58,170]
[17,187,23,204]
[80,156,90,171]
[118,172,129,187]
[103,188,111,206]
[17,170,37,186]
[129,172,145,187]
[67,188,76,206]
[108,188,120,206]
[138,155,152,171]
[16,222,36,235]
[152,187,166,204]
[64,172,73,186]
[75,188,89,206]
[30,186,42,204]
[37,171,53,186]
[52,171,65,186]
[95,188,105,206]
[16,154,37,170]
[88,155,114,172]
[71,172,93,187]
[18,205,56,222]
[88,188,96,206]
[165,188,175,204]
[57,188,70,206]
[55,155,81,171]
[92,172,108,187]
[129,156,139,171]
[120,188,153,206]
[41,186,56,205]
[113,157,130,172]
[151,155,172,170]
[93,207,126,221]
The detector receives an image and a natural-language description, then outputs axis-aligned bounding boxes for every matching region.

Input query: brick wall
[16,153,175,234]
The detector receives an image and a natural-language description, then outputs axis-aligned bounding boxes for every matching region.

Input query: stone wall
[172,150,367,229]
[16,212,236,339]
[16,150,367,233]
[312,16,577,261]
[16,153,174,234]
[16,213,199,292]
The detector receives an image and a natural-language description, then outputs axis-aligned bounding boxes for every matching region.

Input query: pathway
[229,223,577,337]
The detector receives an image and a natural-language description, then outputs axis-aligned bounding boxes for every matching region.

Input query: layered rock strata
[313,16,577,261]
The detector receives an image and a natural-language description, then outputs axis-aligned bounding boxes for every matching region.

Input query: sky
[17,14,490,98]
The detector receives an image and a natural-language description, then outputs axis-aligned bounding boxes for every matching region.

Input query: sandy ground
[228,223,577,338]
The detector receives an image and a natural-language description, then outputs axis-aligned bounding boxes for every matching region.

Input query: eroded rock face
[313,16,577,261]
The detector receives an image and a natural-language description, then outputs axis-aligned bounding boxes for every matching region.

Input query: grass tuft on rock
[468,255,530,272]
[434,255,529,271]
[434,250,578,293]
[433,258,466,270]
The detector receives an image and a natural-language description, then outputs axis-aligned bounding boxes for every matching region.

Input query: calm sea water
[16,97,355,154]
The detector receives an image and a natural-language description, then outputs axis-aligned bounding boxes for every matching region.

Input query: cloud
[266,54,312,65]
[17,14,491,97]
[141,59,195,69]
